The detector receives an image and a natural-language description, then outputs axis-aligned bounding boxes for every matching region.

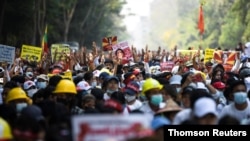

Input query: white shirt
[219,99,250,122]
[103,93,110,101]
[127,100,143,111]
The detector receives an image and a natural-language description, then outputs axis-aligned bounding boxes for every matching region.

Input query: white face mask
[16,103,28,113]
[176,88,181,93]
[91,81,97,88]
[27,89,38,97]
[125,95,136,103]
[189,83,197,88]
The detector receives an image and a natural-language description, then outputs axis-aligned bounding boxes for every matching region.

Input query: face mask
[234,92,247,104]
[189,83,197,88]
[37,82,47,89]
[26,72,33,78]
[106,89,117,94]
[16,103,28,113]
[176,88,181,93]
[27,89,38,97]
[91,81,97,88]
[150,94,163,106]
[125,95,136,102]
[81,90,91,96]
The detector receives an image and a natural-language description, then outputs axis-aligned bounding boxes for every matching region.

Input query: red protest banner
[102,36,117,51]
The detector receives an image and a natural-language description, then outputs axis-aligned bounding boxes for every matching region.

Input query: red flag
[198,5,204,34]
[42,25,48,54]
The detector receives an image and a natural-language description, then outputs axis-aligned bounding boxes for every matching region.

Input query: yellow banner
[47,70,73,81]
[204,48,214,63]
[177,49,204,60]
[51,44,70,62]
[20,45,42,62]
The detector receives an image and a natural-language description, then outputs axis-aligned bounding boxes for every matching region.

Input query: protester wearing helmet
[0,117,13,141]
[5,87,31,114]
[139,78,165,114]
[52,79,83,114]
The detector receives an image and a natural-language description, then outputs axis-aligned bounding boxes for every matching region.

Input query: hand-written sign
[0,44,15,64]
[20,45,42,62]
[51,44,71,62]
[71,114,153,141]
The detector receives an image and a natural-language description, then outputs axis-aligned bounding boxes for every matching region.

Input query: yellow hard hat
[0,117,13,140]
[6,87,29,104]
[53,79,77,94]
[142,78,163,94]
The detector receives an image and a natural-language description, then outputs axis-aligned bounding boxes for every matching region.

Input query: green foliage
[0,0,127,48]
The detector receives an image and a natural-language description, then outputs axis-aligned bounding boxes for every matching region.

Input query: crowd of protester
[0,42,249,141]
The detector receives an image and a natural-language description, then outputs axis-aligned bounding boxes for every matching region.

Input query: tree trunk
[0,0,6,40]
[63,0,78,42]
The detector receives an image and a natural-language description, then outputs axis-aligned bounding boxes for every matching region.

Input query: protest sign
[20,45,42,62]
[213,50,237,72]
[0,44,15,64]
[112,41,133,64]
[204,48,215,64]
[51,44,71,62]
[160,61,175,72]
[102,36,117,51]
[71,114,153,141]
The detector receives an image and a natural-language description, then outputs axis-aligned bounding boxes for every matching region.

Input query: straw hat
[156,99,182,114]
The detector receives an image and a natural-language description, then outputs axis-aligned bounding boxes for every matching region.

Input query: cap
[23,80,36,90]
[37,74,49,81]
[151,116,170,130]
[21,105,45,121]
[239,68,250,78]
[194,97,218,118]
[212,81,226,89]
[77,81,91,91]
[99,72,110,80]
[124,81,140,95]
[169,75,182,85]
[123,72,136,85]
[106,76,119,83]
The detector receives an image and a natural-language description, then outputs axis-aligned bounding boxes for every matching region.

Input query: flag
[198,4,204,35]
[42,25,48,54]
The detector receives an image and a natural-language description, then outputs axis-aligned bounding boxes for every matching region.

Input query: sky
[121,0,154,32]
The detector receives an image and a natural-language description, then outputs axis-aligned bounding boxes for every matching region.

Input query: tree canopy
[0,0,127,48]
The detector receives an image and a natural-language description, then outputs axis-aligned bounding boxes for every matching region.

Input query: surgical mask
[150,94,163,106]
[27,89,38,97]
[81,90,91,96]
[234,92,248,104]
[37,82,47,89]
[91,81,97,88]
[176,88,181,93]
[106,89,117,94]
[16,103,28,113]
[125,95,136,102]
[26,72,33,78]
[189,83,197,88]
